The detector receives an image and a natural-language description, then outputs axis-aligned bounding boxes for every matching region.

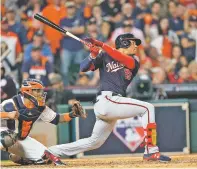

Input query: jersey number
[124,68,132,80]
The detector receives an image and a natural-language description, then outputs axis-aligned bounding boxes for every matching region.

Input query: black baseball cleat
[44,150,66,166]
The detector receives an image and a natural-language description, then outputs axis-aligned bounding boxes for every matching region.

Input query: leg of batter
[49,118,116,157]
[48,93,166,159]
[94,94,159,154]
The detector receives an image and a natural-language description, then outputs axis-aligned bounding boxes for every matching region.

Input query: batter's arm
[80,52,103,72]
[80,57,95,72]
[101,44,135,69]
[85,38,135,69]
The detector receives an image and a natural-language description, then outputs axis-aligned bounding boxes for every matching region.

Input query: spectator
[172,44,182,61]
[175,55,188,72]
[0,65,17,131]
[110,18,146,46]
[101,21,111,40]
[76,70,100,87]
[180,34,196,63]
[179,0,196,9]
[6,8,28,46]
[150,17,178,58]
[178,66,191,83]
[75,72,91,86]
[151,67,167,84]
[1,0,6,17]
[42,0,67,66]
[24,30,54,63]
[121,3,134,20]
[184,13,197,40]
[1,17,23,84]
[85,17,106,42]
[132,0,151,30]
[75,0,86,18]
[100,0,122,31]
[0,65,17,102]
[20,13,36,42]
[23,0,45,29]
[46,73,76,111]
[169,45,182,72]
[22,46,53,86]
[60,1,85,85]
[92,5,103,28]
[188,61,197,82]
[138,47,153,70]
[144,1,161,41]
[150,1,161,24]
[168,1,184,36]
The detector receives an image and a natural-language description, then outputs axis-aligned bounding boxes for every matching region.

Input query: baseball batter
[0,78,86,165]
[45,33,171,164]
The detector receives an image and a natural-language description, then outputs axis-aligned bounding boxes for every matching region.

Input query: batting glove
[89,45,100,59]
[84,37,104,47]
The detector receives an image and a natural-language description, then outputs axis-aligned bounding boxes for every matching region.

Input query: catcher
[0,78,86,165]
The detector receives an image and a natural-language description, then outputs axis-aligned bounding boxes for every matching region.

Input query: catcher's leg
[48,118,116,157]
[6,136,50,165]
[9,153,51,165]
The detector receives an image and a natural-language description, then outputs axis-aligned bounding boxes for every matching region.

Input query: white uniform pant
[0,128,47,161]
[49,91,159,156]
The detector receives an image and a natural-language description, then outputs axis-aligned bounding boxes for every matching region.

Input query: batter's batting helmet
[115,33,141,49]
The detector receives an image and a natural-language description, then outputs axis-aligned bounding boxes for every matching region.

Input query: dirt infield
[1,154,197,168]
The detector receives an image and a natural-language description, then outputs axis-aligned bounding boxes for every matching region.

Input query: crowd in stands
[1,0,197,89]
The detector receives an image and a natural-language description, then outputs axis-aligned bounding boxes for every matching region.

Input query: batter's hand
[84,38,104,47]
[89,45,100,59]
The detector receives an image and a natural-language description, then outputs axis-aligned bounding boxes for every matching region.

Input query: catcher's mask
[115,33,141,49]
[20,79,46,107]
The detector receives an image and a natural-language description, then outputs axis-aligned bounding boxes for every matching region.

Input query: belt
[97,91,122,97]
[92,91,122,104]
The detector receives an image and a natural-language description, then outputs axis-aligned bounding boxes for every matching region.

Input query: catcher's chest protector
[12,95,45,140]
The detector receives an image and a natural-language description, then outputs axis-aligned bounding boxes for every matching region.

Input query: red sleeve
[102,44,135,69]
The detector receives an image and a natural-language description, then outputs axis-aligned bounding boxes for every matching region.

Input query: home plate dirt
[1,154,197,168]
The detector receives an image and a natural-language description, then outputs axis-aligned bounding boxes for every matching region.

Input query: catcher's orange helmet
[20,79,46,107]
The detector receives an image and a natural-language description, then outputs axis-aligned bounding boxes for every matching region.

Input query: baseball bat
[34,13,92,48]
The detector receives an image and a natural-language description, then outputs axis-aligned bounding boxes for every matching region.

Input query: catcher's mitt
[69,101,87,119]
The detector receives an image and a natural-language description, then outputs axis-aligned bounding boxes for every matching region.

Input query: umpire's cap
[115,33,141,49]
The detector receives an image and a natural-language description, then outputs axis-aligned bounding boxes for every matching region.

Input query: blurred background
[1,0,197,161]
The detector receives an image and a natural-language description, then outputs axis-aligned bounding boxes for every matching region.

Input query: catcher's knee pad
[0,130,18,149]
[145,123,157,146]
